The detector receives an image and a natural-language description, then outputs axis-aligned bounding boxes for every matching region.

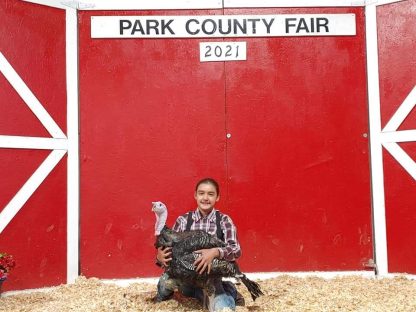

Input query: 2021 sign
[200,42,247,62]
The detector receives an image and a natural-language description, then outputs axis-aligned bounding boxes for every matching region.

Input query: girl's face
[194,182,219,216]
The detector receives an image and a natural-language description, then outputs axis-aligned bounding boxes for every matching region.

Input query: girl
[155,178,243,311]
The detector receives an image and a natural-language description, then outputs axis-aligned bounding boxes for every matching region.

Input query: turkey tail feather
[240,275,264,301]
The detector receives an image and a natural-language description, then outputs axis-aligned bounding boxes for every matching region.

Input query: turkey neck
[154,209,168,236]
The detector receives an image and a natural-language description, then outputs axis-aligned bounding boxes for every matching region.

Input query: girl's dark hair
[195,178,220,195]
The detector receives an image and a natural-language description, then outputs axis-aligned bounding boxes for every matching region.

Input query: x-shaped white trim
[0,52,67,233]
[381,86,416,180]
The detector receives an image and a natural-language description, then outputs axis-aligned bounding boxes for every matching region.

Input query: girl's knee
[210,293,236,312]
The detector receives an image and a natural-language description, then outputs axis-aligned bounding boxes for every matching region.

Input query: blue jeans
[156,273,237,311]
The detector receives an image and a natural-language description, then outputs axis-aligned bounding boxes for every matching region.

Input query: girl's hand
[157,246,172,267]
[193,248,220,274]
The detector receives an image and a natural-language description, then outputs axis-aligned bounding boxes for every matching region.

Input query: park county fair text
[91,14,356,38]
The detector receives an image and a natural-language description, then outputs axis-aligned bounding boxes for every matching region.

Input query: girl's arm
[218,215,241,261]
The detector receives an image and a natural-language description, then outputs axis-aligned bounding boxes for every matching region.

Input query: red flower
[0,253,15,279]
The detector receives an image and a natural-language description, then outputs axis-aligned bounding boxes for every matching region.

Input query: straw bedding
[1,275,416,312]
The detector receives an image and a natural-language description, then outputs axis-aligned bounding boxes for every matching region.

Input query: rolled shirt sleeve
[218,214,241,261]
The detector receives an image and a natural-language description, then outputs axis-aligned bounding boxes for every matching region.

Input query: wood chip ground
[1,275,416,311]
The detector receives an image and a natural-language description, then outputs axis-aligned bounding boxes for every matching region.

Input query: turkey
[152,201,264,301]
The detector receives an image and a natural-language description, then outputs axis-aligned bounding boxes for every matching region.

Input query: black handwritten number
[205,46,212,57]
[225,45,232,57]
[205,44,241,59]
[214,46,222,57]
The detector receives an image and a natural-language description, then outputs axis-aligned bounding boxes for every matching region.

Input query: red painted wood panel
[0,151,67,291]
[0,0,67,290]
[225,7,372,271]
[79,10,226,278]
[79,7,374,277]
[377,1,416,274]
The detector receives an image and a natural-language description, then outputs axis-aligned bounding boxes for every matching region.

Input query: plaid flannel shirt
[173,208,241,261]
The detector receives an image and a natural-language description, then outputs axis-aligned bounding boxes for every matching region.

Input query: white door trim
[380,85,416,181]
[365,3,388,276]
[0,136,67,150]
[381,130,416,143]
[65,7,80,284]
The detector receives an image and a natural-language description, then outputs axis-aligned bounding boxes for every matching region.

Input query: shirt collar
[194,208,216,222]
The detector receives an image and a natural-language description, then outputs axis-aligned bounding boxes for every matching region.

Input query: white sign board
[200,42,247,62]
[91,14,356,38]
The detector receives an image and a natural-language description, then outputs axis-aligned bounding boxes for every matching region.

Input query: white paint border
[0,52,66,139]
[0,150,66,233]
[66,7,80,285]
[365,4,388,276]
[0,136,67,150]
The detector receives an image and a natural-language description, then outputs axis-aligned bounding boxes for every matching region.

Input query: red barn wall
[377,0,416,274]
[0,0,67,290]
[2,0,414,291]
[79,7,372,278]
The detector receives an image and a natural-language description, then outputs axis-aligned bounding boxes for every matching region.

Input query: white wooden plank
[66,8,80,285]
[365,4,388,276]
[0,150,66,234]
[21,0,67,9]
[381,130,416,143]
[383,142,416,180]
[374,0,409,6]
[383,86,416,132]
[20,0,408,10]
[0,52,66,139]
[75,0,222,10]
[0,135,67,150]
[224,0,365,8]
